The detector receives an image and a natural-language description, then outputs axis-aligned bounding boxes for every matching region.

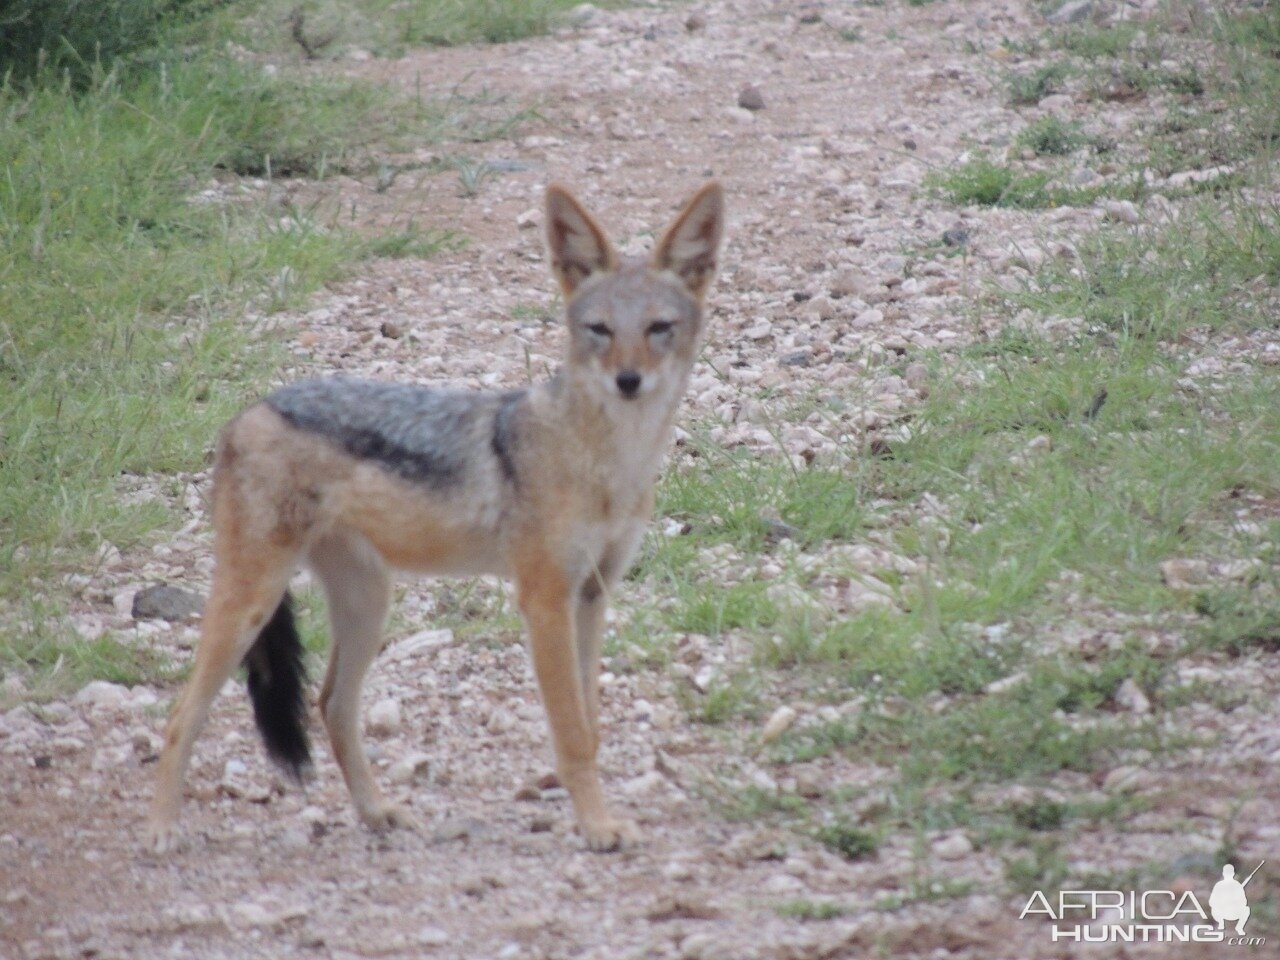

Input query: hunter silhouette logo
[1210,862,1263,936]
[1020,860,1267,946]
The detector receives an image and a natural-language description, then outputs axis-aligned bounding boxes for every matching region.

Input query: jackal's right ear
[545,185,617,297]
[653,181,725,300]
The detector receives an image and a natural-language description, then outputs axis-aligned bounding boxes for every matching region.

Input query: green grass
[214,0,626,57]
[1007,62,1071,105]
[926,157,1123,209]
[1015,116,1095,156]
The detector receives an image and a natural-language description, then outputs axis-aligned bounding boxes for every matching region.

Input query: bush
[0,0,211,86]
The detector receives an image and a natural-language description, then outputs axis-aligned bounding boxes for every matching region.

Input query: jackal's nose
[615,370,642,398]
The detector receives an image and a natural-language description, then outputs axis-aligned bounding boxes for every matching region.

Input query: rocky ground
[2,1,1276,958]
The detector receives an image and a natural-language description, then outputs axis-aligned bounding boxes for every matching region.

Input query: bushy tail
[243,592,311,779]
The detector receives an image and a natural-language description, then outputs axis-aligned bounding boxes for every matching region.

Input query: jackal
[144,181,725,853]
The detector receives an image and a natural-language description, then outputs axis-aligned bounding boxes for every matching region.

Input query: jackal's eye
[586,323,612,338]
[647,321,674,337]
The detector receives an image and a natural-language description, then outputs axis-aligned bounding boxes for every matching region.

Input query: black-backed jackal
[144,182,725,853]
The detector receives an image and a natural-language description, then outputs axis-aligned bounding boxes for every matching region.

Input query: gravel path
[3,2,1272,959]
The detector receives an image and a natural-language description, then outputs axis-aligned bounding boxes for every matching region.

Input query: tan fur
[144,182,725,854]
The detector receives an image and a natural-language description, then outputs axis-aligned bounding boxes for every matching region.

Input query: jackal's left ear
[653,181,725,300]
[545,184,618,297]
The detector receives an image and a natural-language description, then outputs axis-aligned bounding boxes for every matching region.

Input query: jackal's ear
[653,181,725,300]
[545,184,617,297]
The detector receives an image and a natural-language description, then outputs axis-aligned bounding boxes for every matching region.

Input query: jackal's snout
[615,370,642,398]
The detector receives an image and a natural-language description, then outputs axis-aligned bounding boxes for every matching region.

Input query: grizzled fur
[266,378,526,490]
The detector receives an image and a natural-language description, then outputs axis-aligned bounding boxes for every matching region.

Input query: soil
[3,2,1275,959]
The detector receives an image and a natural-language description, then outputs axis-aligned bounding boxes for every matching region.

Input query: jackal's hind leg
[310,532,417,831]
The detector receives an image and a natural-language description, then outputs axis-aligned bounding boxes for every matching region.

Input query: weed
[815,823,879,861]
[775,899,846,920]
[1016,116,1089,156]
[1007,63,1071,105]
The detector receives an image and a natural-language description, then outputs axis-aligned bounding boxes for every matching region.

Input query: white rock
[1114,678,1151,714]
[417,927,450,947]
[386,628,455,660]
[761,705,798,744]
[933,831,973,860]
[743,319,773,340]
[1102,199,1140,224]
[366,698,402,737]
[72,681,129,710]
[387,752,431,784]
[516,208,540,229]
[486,706,517,735]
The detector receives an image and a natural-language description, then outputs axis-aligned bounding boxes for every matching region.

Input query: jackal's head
[545,182,725,403]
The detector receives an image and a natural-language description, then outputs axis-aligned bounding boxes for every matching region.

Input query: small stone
[942,227,970,248]
[933,831,973,860]
[685,12,707,31]
[516,207,540,229]
[514,781,542,801]
[72,681,129,710]
[764,873,805,894]
[737,85,765,111]
[1103,765,1152,794]
[795,773,824,799]
[1102,199,1140,224]
[387,753,430,784]
[761,705,798,744]
[379,320,403,339]
[743,319,773,339]
[486,706,517,735]
[830,266,866,299]
[529,815,554,833]
[366,698,402,737]
[417,927,450,948]
[567,3,598,27]
[1046,0,1093,25]
[781,349,812,368]
[904,362,929,389]
[1114,678,1151,714]
[536,772,561,790]
[1160,558,1210,589]
[132,584,203,621]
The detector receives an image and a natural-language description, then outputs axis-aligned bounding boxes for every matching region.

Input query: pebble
[932,831,973,860]
[1160,558,1210,589]
[132,583,203,621]
[1102,199,1140,224]
[760,705,798,744]
[737,85,765,111]
[72,681,129,710]
[1114,678,1151,714]
[367,698,402,736]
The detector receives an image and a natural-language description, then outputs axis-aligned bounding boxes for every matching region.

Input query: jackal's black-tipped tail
[244,592,311,780]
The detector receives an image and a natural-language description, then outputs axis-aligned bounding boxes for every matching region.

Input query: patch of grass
[1007,62,1071,105]
[221,0,626,57]
[815,823,879,861]
[1015,116,1090,156]
[927,158,1052,208]
[775,899,846,921]
[1,604,179,706]
[360,225,464,259]
[1193,587,1280,656]
[1054,23,1138,60]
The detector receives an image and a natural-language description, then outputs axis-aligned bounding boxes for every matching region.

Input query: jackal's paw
[580,817,641,852]
[142,819,183,855]
[359,802,421,832]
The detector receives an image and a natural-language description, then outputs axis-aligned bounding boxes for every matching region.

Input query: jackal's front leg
[517,563,638,851]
